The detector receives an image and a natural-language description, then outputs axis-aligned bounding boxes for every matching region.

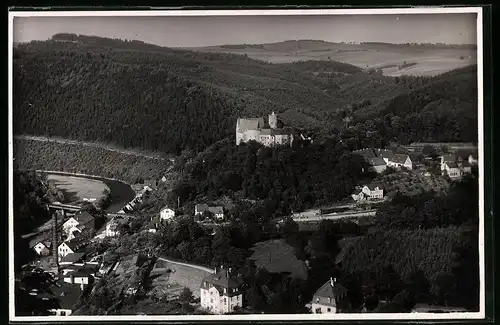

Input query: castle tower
[268,112,278,129]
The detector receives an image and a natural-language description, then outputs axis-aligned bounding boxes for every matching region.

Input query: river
[42,171,136,213]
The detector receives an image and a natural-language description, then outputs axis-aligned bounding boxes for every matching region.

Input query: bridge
[47,202,82,213]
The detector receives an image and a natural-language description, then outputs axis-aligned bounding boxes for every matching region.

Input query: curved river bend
[41,171,136,213]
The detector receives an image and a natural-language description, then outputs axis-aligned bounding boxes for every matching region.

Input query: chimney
[52,211,60,273]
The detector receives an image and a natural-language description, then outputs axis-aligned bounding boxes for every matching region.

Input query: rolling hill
[189,40,477,77]
[13,34,478,155]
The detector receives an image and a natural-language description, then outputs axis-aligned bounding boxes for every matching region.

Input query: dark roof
[195,204,209,212]
[441,154,456,162]
[208,206,224,215]
[62,237,88,252]
[29,234,52,249]
[313,278,348,307]
[375,149,394,160]
[366,184,382,191]
[64,267,96,277]
[50,280,83,310]
[353,148,376,160]
[391,154,410,164]
[368,157,386,167]
[74,211,94,225]
[461,161,472,167]
[445,162,459,169]
[201,268,242,295]
[60,253,86,264]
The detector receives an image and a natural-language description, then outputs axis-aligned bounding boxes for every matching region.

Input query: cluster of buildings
[198,266,349,315]
[354,148,413,173]
[440,152,477,180]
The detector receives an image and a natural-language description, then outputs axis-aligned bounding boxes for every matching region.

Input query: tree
[179,287,194,304]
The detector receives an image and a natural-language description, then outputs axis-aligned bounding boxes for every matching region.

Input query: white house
[62,269,95,290]
[443,161,461,179]
[200,266,244,314]
[311,277,348,314]
[388,154,413,170]
[351,185,384,202]
[105,216,129,237]
[62,211,95,236]
[440,154,457,171]
[33,241,50,256]
[160,206,175,222]
[195,204,225,220]
[58,237,87,260]
[58,242,76,259]
[468,154,478,165]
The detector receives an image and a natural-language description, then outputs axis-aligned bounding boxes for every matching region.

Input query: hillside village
[17,111,479,316]
[13,33,480,317]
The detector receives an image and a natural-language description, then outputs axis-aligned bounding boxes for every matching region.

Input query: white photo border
[8,6,486,322]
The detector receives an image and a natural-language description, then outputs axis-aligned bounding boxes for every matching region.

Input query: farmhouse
[200,266,244,314]
[236,112,294,147]
[62,210,95,236]
[29,235,52,256]
[388,154,413,170]
[367,157,387,174]
[58,237,87,259]
[311,277,348,314]
[62,268,95,290]
[160,206,176,222]
[351,185,384,202]
[440,154,473,179]
[105,216,129,237]
[195,204,225,220]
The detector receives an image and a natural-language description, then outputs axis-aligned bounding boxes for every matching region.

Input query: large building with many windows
[236,112,294,147]
[200,266,244,314]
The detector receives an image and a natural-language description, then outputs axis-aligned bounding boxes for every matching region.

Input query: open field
[249,239,308,280]
[189,42,476,77]
[149,259,213,299]
[46,174,109,204]
[370,169,450,197]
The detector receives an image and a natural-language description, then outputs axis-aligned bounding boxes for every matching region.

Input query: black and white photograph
[8,7,486,321]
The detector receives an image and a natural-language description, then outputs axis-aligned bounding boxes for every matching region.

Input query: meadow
[191,42,477,77]
[46,174,110,204]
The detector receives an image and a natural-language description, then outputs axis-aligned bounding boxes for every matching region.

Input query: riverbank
[36,170,136,213]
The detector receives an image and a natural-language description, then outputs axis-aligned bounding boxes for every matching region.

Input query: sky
[13,13,477,47]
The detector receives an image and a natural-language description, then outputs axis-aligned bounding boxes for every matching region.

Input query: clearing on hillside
[249,239,308,280]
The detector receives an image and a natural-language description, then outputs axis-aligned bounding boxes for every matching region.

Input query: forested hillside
[13,34,478,155]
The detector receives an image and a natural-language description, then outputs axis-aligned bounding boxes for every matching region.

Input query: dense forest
[13,34,478,155]
[13,139,172,184]
[148,137,373,217]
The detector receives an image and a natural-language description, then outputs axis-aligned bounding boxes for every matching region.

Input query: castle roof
[237,117,265,131]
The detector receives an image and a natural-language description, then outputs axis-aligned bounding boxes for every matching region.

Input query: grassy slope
[192,40,477,77]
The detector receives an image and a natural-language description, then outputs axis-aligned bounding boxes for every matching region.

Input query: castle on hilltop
[236,112,294,147]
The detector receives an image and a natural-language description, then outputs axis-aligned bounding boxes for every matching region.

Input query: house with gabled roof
[311,277,348,314]
[367,157,387,174]
[62,210,95,237]
[48,280,83,316]
[351,185,384,202]
[58,237,87,260]
[29,235,52,256]
[200,266,244,314]
[388,154,413,170]
[160,206,175,222]
[236,112,294,147]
